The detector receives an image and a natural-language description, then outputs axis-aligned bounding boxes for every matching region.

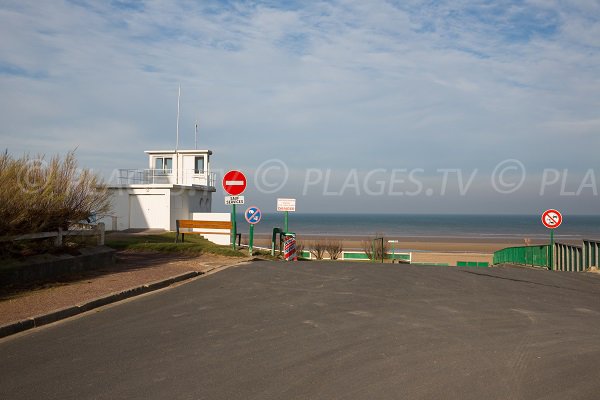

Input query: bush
[361,235,388,261]
[0,150,111,240]
[309,241,326,260]
[361,240,373,259]
[325,239,343,260]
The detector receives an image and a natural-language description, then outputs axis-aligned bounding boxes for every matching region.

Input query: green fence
[300,251,412,261]
[493,245,550,268]
[457,261,489,268]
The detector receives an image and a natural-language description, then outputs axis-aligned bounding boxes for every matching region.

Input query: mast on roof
[176,85,181,152]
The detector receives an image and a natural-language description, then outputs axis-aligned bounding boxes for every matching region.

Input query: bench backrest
[177,220,232,230]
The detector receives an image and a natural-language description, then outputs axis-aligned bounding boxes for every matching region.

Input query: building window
[154,157,173,174]
[194,156,204,174]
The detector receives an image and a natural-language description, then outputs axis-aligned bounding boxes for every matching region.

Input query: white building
[103,149,217,231]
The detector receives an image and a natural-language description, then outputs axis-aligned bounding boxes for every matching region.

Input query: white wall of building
[101,187,171,231]
[129,192,169,229]
[101,186,215,231]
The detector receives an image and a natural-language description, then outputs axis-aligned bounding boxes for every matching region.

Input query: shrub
[325,239,343,260]
[0,150,111,240]
[309,241,326,260]
[361,235,388,261]
[361,239,373,260]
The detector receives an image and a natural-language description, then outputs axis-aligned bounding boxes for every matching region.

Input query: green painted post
[284,211,289,233]
[371,240,375,263]
[231,204,237,250]
[249,224,254,256]
[380,238,384,263]
[548,229,554,270]
[392,241,395,263]
[271,227,282,256]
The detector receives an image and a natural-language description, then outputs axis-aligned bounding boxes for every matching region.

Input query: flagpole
[176,85,181,151]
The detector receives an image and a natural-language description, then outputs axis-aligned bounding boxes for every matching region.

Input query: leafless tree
[310,241,326,260]
[325,239,343,260]
[361,234,389,261]
[362,239,373,260]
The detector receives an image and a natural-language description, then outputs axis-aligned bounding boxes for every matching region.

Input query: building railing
[117,169,216,187]
[182,169,216,187]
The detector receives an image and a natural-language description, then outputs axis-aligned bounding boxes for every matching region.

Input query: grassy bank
[105,232,246,257]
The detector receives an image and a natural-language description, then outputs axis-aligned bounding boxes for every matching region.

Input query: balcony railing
[117,169,216,187]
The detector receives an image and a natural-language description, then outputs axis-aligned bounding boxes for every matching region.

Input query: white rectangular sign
[225,195,245,205]
[277,198,296,212]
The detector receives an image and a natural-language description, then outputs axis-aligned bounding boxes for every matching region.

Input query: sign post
[223,170,247,250]
[541,209,562,270]
[277,198,296,232]
[388,240,398,263]
[244,206,262,256]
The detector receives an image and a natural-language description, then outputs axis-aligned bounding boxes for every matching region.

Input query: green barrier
[298,250,311,259]
[387,253,410,261]
[493,245,549,268]
[411,262,449,266]
[341,252,411,261]
[457,261,482,267]
[342,252,371,260]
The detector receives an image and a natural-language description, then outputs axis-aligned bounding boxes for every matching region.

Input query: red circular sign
[222,170,247,195]
[541,209,562,229]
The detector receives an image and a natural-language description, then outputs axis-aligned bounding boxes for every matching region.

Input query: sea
[238,213,600,240]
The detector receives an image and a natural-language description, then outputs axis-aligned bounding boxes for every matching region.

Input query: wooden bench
[175,220,241,245]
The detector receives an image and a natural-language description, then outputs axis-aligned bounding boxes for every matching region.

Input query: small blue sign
[244,206,262,224]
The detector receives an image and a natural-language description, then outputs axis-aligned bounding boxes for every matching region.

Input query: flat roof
[144,149,212,155]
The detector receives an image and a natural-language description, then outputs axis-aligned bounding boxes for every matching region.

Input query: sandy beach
[252,233,543,252]
[247,233,552,266]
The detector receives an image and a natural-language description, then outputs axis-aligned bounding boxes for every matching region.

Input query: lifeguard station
[102,149,224,234]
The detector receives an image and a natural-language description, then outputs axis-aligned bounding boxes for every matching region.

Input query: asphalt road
[1,262,600,400]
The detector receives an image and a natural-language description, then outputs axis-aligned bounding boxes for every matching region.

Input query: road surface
[1,261,600,399]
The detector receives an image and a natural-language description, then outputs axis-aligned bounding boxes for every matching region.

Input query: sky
[1,0,599,214]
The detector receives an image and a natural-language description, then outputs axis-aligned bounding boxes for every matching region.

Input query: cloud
[1,0,599,213]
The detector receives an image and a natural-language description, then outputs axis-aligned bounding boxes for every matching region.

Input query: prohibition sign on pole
[245,206,262,224]
[541,209,562,229]
[222,170,247,196]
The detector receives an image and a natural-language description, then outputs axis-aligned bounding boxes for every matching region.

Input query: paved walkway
[0,251,247,327]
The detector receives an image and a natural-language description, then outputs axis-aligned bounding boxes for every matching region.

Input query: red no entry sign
[541,209,562,229]
[222,170,247,196]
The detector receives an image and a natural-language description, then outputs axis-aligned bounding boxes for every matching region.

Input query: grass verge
[105,232,246,257]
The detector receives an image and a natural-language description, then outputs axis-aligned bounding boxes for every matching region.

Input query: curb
[0,271,202,339]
